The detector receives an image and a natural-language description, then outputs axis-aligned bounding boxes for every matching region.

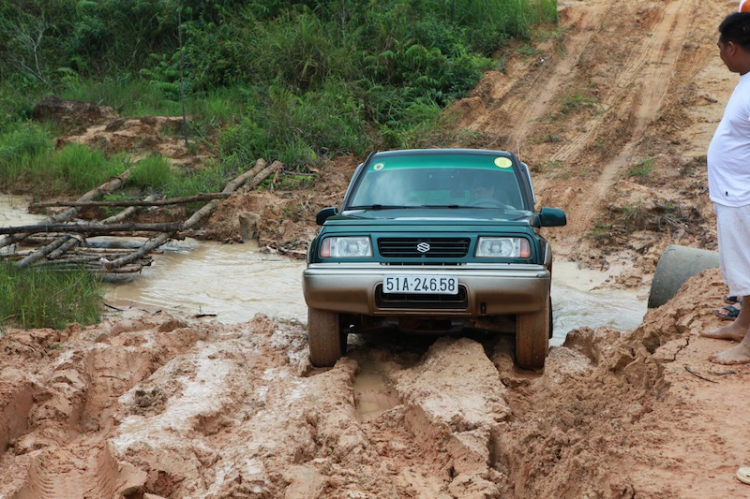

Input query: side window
[520,162,535,206]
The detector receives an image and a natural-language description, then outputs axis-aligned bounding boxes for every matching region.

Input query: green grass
[561,93,602,115]
[1,0,561,172]
[52,144,127,192]
[0,124,132,195]
[0,263,102,330]
[517,44,540,56]
[0,0,563,191]
[61,75,179,117]
[98,154,235,216]
[629,157,655,178]
[0,123,53,189]
[129,154,175,191]
[588,220,614,241]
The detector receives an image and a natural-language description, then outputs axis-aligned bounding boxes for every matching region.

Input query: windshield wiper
[420,204,461,208]
[347,204,411,210]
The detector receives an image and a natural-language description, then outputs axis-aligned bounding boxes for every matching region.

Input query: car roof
[371,148,513,158]
[366,149,518,171]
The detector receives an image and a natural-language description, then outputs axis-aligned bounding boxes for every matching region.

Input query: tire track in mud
[105,330,515,497]
[0,317,209,498]
[1,306,723,498]
[0,314,523,498]
[506,3,613,151]
[550,0,696,238]
[469,0,696,242]
[12,345,156,499]
[469,2,613,150]
[347,339,515,497]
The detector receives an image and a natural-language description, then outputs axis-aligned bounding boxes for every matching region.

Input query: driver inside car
[470,183,495,202]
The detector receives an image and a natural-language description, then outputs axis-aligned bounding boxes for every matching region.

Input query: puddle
[104,239,308,324]
[0,194,42,227]
[0,194,48,256]
[1,194,647,338]
[353,361,400,421]
[550,263,647,345]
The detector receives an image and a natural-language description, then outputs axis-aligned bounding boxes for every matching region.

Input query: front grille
[375,284,468,310]
[378,237,470,258]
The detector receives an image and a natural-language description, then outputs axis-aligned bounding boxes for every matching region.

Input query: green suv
[303,149,567,369]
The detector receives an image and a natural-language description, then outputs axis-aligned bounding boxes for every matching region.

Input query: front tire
[515,299,550,369]
[308,308,346,367]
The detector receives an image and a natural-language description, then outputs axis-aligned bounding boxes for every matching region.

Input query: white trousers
[715,202,750,297]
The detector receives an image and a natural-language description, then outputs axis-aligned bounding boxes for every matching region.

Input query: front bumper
[303,263,549,317]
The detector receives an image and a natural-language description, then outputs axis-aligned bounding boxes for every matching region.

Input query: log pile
[0,158,282,282]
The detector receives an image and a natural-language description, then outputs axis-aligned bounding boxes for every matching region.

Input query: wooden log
[32,262,145,273]
[104,158,281,270]
[0,222,182,236]
[99,194,158,224]
[37,255,150,267]
[30,192,230,209]
[23,235,147,247]
[33,256,150,268]
[240,160,283,193]
[99,264,145,273]
[0,169,132,249]
[16,235,75,268]
[17,194,162,268]
[48,236,83,260]
[71,247,143,255]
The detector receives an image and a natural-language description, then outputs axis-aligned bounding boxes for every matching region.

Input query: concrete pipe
[648,245,720,309]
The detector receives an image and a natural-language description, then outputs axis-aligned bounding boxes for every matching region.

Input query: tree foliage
[0,0,557,169]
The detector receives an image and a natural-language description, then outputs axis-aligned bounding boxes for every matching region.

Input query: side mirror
[315,207,339,226]
[532,207,567,228]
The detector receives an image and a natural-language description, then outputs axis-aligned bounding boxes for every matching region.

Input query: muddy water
[0,194,46,228]
[550,264,647,345]
[106,241,646,345]
[1,194,647,342]
[105,239,309,323]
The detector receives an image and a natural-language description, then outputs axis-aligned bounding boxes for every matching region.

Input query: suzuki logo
[417,242,430,253]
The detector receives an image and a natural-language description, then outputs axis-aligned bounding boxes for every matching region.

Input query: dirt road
[3,0,750,497]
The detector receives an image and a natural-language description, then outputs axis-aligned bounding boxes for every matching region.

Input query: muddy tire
[515,299,550,369]
[308,308,346,367]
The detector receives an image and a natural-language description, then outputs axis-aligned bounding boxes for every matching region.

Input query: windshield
[346,154,527,210]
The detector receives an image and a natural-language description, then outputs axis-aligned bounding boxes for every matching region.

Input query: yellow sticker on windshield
[494,157,512,169]
[373,163,385,171]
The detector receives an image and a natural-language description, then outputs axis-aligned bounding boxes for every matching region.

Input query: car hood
[338,207,533,222]
[318,209,537,235]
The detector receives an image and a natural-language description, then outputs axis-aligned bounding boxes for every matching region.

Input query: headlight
[476,237,531,258]
[321,236,373,258]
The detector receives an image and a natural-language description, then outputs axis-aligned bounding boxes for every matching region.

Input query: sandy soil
[3,0,750,497]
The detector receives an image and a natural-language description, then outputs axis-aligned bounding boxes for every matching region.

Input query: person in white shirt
[700,12,750,365]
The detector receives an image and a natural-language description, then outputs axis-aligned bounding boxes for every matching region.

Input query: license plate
[383,275,458,295]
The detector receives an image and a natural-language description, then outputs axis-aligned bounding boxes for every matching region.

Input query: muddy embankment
[1,263,749,498]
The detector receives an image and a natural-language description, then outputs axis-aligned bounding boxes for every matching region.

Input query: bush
[129,154,175,191]
[220,80,369,169]
[0,123,53,189]
[0,0,558,172]
[0,263,102,330]
[48,144,127,193]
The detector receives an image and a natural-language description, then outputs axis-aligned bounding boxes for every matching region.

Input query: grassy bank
[0,0,558,177]
[0,263,102,331]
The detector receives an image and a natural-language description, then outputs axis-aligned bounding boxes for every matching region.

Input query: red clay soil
[3,0,750,496]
